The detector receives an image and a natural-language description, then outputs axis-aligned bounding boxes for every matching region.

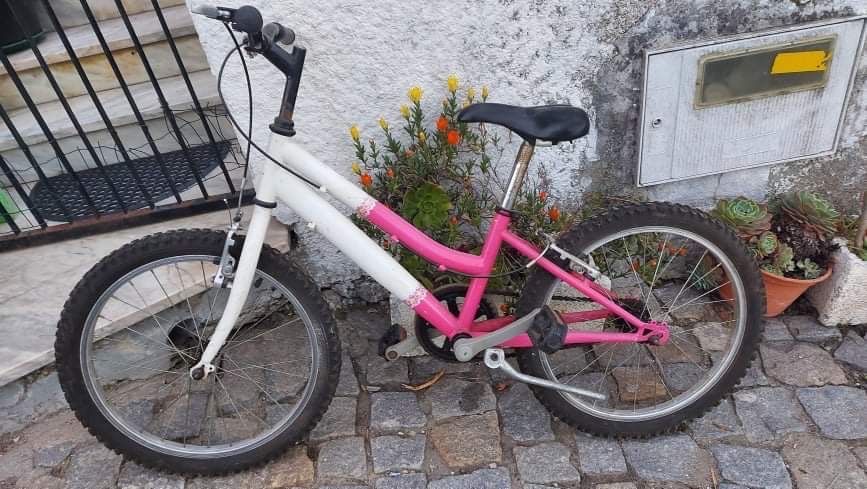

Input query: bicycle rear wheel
[55,229,340,474]
[516,202,764,437]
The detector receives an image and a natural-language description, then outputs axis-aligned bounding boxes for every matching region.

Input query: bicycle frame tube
[193,135,663,372]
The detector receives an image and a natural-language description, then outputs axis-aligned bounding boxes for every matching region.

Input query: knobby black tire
[515,202,765,438]
[55,229,341,475]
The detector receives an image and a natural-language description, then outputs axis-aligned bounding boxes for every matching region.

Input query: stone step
[0,69,220,154]
[0,34,210,111]
[1,4,195,76]
[39,0,187,30]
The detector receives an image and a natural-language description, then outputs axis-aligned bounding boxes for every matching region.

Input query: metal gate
[0,0,247,250]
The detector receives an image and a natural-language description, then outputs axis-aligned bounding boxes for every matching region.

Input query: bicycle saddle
[457,103,589,143]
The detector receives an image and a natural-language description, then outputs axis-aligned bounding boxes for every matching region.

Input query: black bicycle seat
[457,103,589,143]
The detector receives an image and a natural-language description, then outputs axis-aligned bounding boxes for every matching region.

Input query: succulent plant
[402,183,452,230]
[754,231,779,257]
[712,197,772,239]
[776,191,840,239]
[796,258,822,280]
[762,242,796,276]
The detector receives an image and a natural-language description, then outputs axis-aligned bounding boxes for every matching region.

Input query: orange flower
[360,173,373,187]
[404,149,415,158]
[499,303,510,314]
[548,206,560,221]
[436,115,449,133]
[446,129,461,146]
[539,191,548,202]
[386,167,395,178]
[449,215,459,225]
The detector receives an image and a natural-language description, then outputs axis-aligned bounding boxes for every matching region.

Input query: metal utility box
[637,17,867,187]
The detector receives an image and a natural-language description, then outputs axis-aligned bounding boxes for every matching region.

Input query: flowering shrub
[349,76,572,292]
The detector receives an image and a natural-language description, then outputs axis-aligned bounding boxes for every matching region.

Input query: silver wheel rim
[536,226,747,422]
[79,254,321,457]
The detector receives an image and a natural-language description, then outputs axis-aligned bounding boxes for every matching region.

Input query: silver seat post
[500,141,535,210]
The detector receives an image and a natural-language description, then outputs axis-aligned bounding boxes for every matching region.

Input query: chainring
[414,284,497,362]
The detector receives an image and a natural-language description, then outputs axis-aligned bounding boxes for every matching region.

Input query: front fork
[189,191,276,380]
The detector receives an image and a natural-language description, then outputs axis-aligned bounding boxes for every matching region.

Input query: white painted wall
[188,0,867,295]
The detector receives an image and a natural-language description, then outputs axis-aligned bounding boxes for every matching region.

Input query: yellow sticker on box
[771,50,830,74]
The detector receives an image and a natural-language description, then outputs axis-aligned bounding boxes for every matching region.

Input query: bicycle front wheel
[516,202,764,437]
[55,229,340,474]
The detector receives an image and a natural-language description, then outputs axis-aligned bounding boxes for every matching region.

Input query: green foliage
[0,188,17,225]
[403,183,452,230]
[712,197,772,239]
[796,258,822,280]
[349,78,573,292]
[775,191,840,239]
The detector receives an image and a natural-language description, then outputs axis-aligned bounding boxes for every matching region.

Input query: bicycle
[54,4,765,475]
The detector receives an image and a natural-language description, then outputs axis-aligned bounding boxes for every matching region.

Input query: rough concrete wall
[189,0,867,297]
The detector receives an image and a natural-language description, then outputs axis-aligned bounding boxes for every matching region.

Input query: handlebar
[192,4,294,46]
[192,3,305,137]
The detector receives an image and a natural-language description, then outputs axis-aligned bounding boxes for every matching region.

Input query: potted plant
[349,76,572,350]
[713,193,838,316]
[0,1,44,54]
[808,190,867,325]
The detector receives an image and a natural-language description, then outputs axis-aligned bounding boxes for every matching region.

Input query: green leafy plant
[712,197,772,239]
[349,76,572,292]
[716,194,837,280]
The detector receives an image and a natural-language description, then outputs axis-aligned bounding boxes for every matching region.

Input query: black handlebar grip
[232,5,263,34]
[262,22,296,45]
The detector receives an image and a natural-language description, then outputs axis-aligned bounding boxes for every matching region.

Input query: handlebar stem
[261,43,306,137]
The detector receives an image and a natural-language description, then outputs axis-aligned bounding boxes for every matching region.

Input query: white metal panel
[638,18,867,186]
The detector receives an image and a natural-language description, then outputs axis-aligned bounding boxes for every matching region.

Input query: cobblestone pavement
[1,305,866,489]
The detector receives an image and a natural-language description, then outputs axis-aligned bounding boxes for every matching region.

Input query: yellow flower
[408,86,423,104]
[400,104,410,118]
[447,74,459,93]
[378,117,389,130]
[349,125,360,141]
[466,87,476,102]
[351,162,361,174]
[481,85,490,100]
[417,130,427,144]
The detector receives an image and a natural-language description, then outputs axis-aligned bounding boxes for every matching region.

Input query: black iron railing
[0,0,245,248]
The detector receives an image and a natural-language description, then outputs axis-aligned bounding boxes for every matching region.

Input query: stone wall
[189,0,867,298]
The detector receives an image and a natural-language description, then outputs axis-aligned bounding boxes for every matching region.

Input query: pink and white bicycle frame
[191,135,669,375]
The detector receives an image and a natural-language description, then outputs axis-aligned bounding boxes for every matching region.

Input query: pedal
[528,306,567,354]
[377,324,404,359]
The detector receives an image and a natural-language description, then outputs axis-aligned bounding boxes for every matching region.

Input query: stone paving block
[514,442,581,485]
[594,484,639,489]
[855,446,867,468]
[63,444,123,489]
[498,383,554,443]
[425,377,496,420]
[711,444,791,489]
[374,473,427,489]
[410,355,474,383]
[0,381,24,409]
[796,386,867,440]
[718,484,749,489]
[737,357,771,388]
[186,470,252,488]
[782,432,867,489]
[316,436,368,481]
[310,396,357,441]
[622,434,716,488]
[575,434,627,476]
[264,445,315,487]
[0,372,67,435]
[834,331,867,371]
[370,434,426,473]
[369,391,426,433]
[689,399,744,442]
[759,342,847,387]
[733,387,808,444]
[430,411,501,470]
[117,461,185,489]
[428,467,511,489]
[783,315,841,344]
[762,318,793,342]
[366,354,409,386]
[662,362,703,392]
[336,353,360,396]
[32,440,76,469]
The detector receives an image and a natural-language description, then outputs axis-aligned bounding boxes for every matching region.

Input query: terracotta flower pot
[720,267,832,317]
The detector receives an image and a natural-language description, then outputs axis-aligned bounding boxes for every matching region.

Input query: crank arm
[384,335,421,361]
[451,308,540,362]
[484,348,607,401]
